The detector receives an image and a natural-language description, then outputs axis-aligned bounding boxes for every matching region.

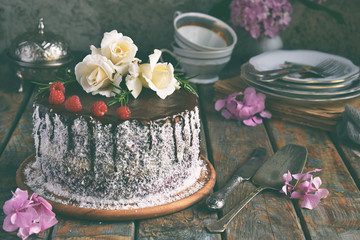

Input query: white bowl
[173,12,237,52]
[171,42,232,59]
[161,48,231,84]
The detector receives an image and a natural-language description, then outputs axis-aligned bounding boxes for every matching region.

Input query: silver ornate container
[7,18,74,83]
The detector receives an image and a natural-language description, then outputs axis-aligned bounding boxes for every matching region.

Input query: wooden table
[1,54,360,240]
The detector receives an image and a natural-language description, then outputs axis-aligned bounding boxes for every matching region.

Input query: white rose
[125,59,143,99]
[75,54,123,97]
[90,30,138,67]
[139,49,180,99]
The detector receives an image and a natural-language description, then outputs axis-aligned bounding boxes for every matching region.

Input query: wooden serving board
[16,154,216,221]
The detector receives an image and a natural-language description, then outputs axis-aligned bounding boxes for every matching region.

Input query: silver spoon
[206,144,308,233]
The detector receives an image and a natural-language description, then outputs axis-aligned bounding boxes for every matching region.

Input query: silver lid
[8,18,73,68]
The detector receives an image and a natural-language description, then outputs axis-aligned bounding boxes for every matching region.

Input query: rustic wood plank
[330,133,360,189]
[198,84,305,240]
[0,54,33,156]
[51,217,134,240]
[0,90,51,239]
[136,84,221,240]
[267,119,360,239]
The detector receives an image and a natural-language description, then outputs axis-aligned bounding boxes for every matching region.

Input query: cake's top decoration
[116,106,131,120]
[127,49,180,99]
[75,54,123,98]
[75,30,196,100]
[90,30,138,67]
[49,88,65,105]
[91,101,108,117]
[64,95,82,112]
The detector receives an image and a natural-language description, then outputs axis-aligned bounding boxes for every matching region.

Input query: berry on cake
[28,30,209,210]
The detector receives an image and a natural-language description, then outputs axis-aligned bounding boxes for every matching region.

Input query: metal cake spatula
[205,147,267,210]
[206,144,308,233]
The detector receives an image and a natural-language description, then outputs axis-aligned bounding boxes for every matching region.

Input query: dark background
[1,0,359,70]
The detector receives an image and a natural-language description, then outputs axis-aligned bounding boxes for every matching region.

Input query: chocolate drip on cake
[32,84,203,201]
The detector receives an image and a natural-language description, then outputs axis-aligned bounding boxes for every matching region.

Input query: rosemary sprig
[107,82,133,106]
[175,72,199,98]
[32,68,77,97]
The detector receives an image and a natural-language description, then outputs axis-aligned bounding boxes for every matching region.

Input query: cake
[27,30,208,209]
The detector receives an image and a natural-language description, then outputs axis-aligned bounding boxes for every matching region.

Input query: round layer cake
[32,84,205,206]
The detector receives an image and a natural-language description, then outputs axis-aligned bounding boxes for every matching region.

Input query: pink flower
[2,188,58,240]
[280,169,329,209]
[230,0,293,39]
[214,87,271,126]
[280,170,294,195]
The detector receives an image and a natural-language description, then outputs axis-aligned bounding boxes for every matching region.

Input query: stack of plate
[241,50,360,102]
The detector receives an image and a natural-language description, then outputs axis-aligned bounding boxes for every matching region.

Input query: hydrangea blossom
[280,169,329,209]
[229,0,328,39]
[230,0,293,39]
[2,188,58,240]
[215,87,271,126]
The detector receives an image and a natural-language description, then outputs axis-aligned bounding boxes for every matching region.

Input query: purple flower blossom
[2,188,58,240]
[229,0,328,39]
[230,0,293,39]
[280,169,329,209]
[215,87,271,126]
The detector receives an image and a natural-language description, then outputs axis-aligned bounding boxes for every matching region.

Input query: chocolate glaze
[34,83,198,125]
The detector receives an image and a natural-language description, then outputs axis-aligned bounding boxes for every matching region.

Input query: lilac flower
[230,0,293,39]
[280,169,329,209]
[215,87,271,126]
[280,170,294,195]
[2,188,58,240]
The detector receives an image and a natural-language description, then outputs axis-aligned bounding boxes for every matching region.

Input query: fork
[253,59,346,82]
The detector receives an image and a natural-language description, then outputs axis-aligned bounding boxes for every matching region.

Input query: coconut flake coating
[32,92,202,201]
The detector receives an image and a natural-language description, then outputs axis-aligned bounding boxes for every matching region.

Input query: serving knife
[206,147,267,210]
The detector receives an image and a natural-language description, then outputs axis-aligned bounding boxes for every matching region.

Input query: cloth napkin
[214,75,360,132]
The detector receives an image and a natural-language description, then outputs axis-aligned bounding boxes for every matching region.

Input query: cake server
[206,144,307,233]
[205,147,267,210]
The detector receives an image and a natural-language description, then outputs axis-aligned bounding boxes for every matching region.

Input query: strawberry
[49,81,65,94]
[116,106,131,120]
[65,95,82,112]
[91,101,107,117]
[49,90,65,105]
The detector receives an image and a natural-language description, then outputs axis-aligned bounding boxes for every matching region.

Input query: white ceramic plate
[243,63,360,93]
[241,64,360,102]
[248,50,359,83]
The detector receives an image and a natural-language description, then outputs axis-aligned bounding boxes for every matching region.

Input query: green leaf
[32,68,77,97]
[175,73,199,98]
[107,83,132,106]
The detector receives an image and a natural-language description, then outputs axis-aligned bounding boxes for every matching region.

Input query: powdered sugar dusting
[31,103,206,209]
[23,156,208,210]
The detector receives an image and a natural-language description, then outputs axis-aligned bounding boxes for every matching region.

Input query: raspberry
[116,106,131,120]
[64,95,82,112]
[49,90,65,105]
[91,101,107,117]
[49,81,65,94]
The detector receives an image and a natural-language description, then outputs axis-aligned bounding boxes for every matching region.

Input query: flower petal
[312,177,322,190]
[2,215,19,232]
[260,110,272,119]
[126,76,143,99]
[149,49,162,72]
[243,118,257,126]
[282,170,293,183]
[215,99,226,111]
[221,109,233,119]
[316,188,329,199]
[290,191,304,199]
[301,194,321,209]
